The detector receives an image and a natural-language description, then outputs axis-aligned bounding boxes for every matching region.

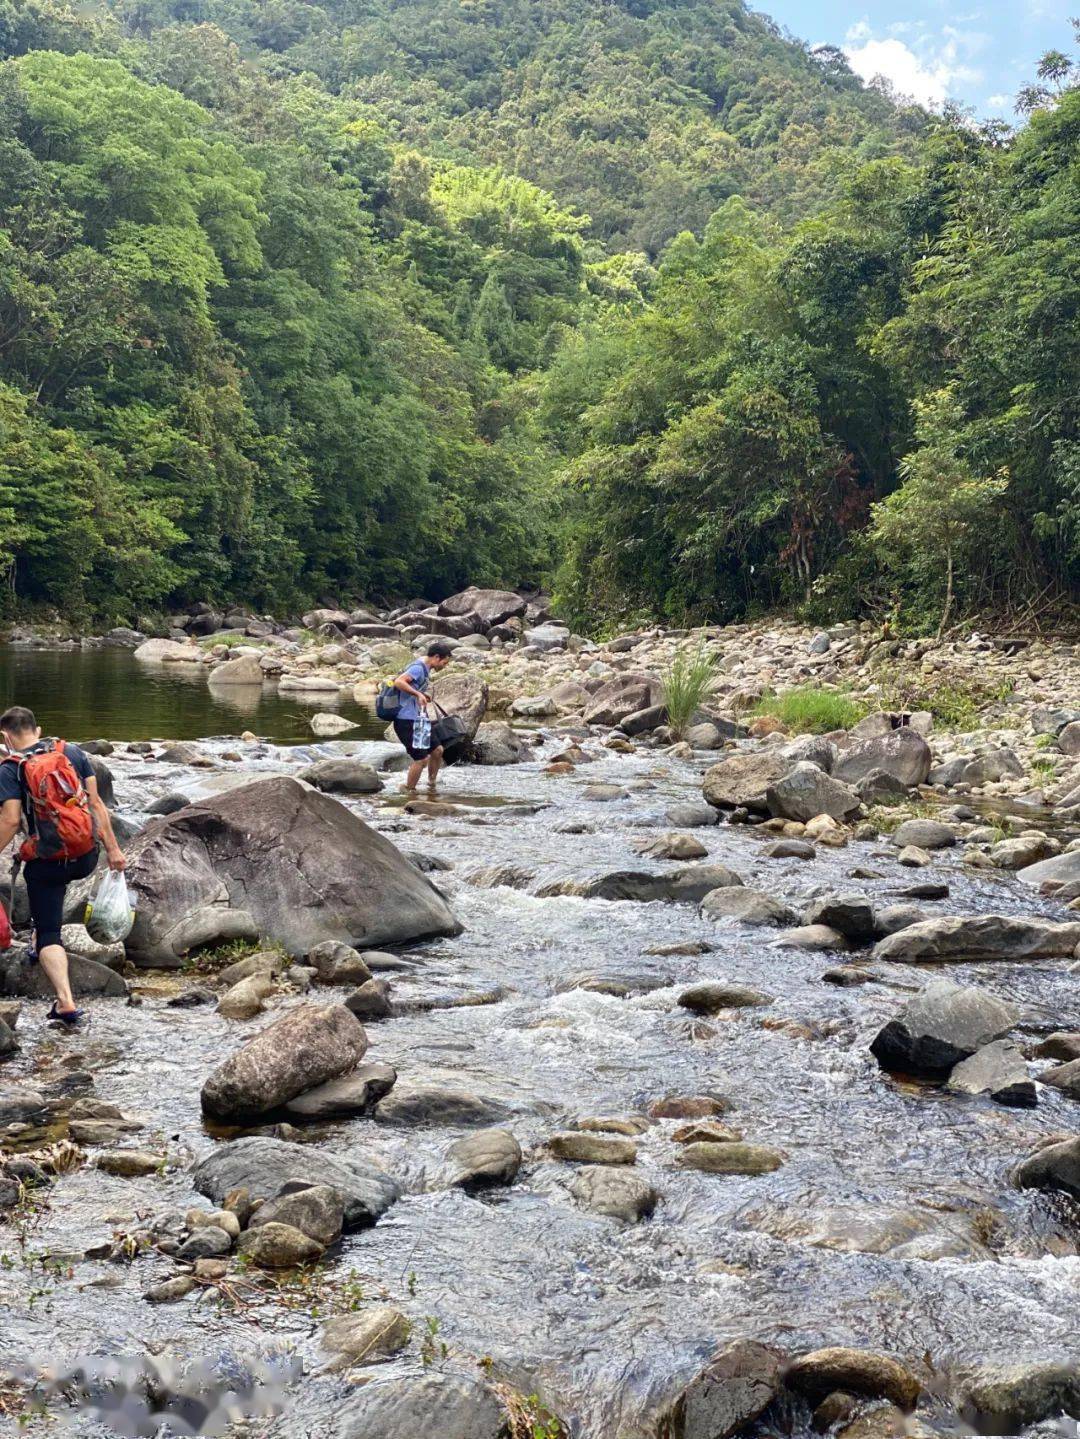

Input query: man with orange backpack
[0,706,126,1028]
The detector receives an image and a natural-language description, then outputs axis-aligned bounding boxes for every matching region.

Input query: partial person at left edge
[0,705,126,1028]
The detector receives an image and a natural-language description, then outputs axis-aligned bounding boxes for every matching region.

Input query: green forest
[0,0,1078,631]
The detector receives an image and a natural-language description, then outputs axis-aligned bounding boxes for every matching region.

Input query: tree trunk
[936,547,954,641]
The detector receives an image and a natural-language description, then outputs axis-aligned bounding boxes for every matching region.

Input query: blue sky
[760,0,1075,115]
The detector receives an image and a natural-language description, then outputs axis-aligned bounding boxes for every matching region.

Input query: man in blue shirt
[391,640,454,791]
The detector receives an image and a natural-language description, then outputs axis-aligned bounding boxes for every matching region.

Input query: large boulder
[133,638,203,663]
[870,979,1019,1076]
[1,951,127,1000]
[1017,850,1080,890]
[192,1135,399,1228]
[538,864,742,904]
[1015,1136,1080,1200]
[439,587,525,627]
[872,915,1080,964]
[429,673,488,740]
[703,753,788,812]
[765,762,860,823]
[334,1374,508,1439]
[208,656,263,686]
[583,673,663,727]
[201,1003,368,1120]
[832,728,932,789]
[122,777,460,966]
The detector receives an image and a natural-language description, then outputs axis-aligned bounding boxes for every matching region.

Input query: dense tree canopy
[0,0,1077,630]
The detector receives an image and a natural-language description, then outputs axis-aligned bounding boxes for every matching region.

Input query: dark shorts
[393,719,440,761]
[24,849,99,953]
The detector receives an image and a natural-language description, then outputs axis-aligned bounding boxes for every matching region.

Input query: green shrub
[661,647,717,737]
[754,685,866,734]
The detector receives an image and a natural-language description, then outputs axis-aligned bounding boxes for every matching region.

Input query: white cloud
[986,91,1012,110]
[843,21,984,107]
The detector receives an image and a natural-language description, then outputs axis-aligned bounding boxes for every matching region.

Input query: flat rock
[871,979,1019,1077]
[376,1084,506,1127]
[445,1129,522,1189]
[775,925,848,952]
[547,1132,637,1164]
[1017,850,1080,889]
[959,1361,1080,1429]
[656,1339,783,1439]
[701,887,798,927]
[763,840,816,860]
[334,1373,507,1439]
[676,1141,783,1175]
[1030,1032,1080,1062]
[666,804,719,828]
[94,1149,163,1177]
[632,833,708,861]
[947,1041,1036,1106]
[283,1064,397,1120]
[192,1136,399,1229]
[217,951,287,987]
[570,1165,658,1222]
[678,983,772,1013]
[648,1096,730,1120]
[0,1083,47,1124]
[872,914,1080,963]
[201,1004,368,1121]
[321,1306,411,1365]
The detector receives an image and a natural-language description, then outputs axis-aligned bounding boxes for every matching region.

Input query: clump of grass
[661,647,717,738]
[1031,758,1058,779]
[754,686,866,734]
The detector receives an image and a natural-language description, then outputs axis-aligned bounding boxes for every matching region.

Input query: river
[2,686,1080,1437]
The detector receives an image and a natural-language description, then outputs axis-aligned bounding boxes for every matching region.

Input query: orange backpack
[3,740,97,863]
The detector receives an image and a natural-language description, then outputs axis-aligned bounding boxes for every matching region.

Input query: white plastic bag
[84,869,135,945]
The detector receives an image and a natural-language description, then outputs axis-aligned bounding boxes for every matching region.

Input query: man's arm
[392,668,432,708]
[0,797,21,857]
[85,777,126,872]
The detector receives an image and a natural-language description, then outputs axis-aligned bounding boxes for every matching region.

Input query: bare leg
[38,943,77,1014]
[405,757,426,791]
[426,747,444,789]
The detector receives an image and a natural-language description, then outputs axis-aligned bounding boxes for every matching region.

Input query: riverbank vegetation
[0,0,1077,632]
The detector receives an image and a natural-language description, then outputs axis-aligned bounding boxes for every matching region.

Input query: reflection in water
[0,646,385,744]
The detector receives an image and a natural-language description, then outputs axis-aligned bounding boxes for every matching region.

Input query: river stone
[94,1149,163,1177]
[0,1017,17,1057]
[249,1183,345,1247]
[376,1084,506,1127]
[1039,1057,1080,1100]
[298,759,383,795]
[570,1165,658,1222]
[871,979,1019,1077]
[134,638,202,663]
[321,1306,411,1366]
[69,1118,144,1146]
[766,762,861,823]
[0,1083,47,1124]
[656,1339,784,1439]
[959,749,1025,785]
[283,1063,397,1120]
[648,1096,731,1120]
[677,1142,784,1175]
[786,1348,921,1408]
[145,1275,198,1303]
[0,952,127,1000]
[544,864,743,904]
[216,974,274,1020]
[872,914,1080,963]
[832,729,932,789]
[193,1136,398,1229]
[335,1373,507,1439]
[632,833,709,861]
[208,656,263,686]
[201,1004,368,1120]
[678,983,773,1013]
[873,904,927,936]
[547,1132,637,1164]
[1017,850,1080,889]
[445,1129,522,1190]
[124,776,460,966]
[238,1221,323,1267]
[343,980,393,1020]
[804,894,876,940]
[429,673,489,741]
[959,1361,1080,1429]
[1030,1032,1080,1062]
[308,942,373,986]
[703,753,788,811]
[216,951,286,988]
[763,839,816,860]
[439,587,524,626]
[947,1041,1035,1106]
[583,673,663,727]
[775,925,849,951]
[891,819,957,850]
[176,1225,233,1262]
[701,888,798,928]
[666,804,720,828]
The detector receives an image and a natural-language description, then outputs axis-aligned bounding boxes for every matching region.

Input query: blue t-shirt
[0,741,95,830]
[396,660,430,721]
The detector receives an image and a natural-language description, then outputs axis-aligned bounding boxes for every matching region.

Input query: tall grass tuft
[662,646,717,737]
[754,685,865,734]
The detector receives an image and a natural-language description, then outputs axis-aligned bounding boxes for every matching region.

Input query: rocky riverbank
[2,595,1080,1437]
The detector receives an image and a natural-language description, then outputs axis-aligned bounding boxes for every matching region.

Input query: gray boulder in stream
[122,776,461,966]
[656,1339,784,1439]
[871,979,1019,1077]
[334,1373,508,1439]
[872,914,1080,964]
[192,1135,399,1229]
[201,1003,368,1120]
[832,727,932,788]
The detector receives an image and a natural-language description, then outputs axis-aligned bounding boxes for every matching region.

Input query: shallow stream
[4,720,1080,1437]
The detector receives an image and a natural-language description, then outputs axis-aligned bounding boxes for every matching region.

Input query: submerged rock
[334,1372,508,1439]
[678,983,773,1013]
[201,1004,367,1121]
[321,1306,411,1366]
[676,1142,784,1175]
[123,776,460,966]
